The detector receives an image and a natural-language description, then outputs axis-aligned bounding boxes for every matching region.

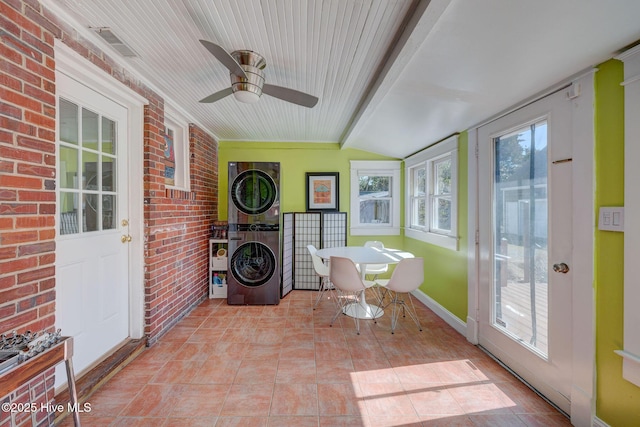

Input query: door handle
[553,262,569,274]
[121,235,132,243]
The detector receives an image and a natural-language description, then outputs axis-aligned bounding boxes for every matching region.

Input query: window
[350,160,401,235]
[164,106,190,191]
[58,98,118,235]
[405,135,458,250]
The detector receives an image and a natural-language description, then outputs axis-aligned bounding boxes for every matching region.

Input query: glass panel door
[493,120,549,356]
[478,89,573,413]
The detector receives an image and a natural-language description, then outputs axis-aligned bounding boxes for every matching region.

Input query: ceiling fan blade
[199,40,248,79]
[262,84,319,108]
[199,87,233,103]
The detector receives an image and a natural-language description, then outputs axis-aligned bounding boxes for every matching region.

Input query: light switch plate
[598,207,624,232]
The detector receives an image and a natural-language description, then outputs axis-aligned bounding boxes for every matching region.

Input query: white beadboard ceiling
[45,0,640,158]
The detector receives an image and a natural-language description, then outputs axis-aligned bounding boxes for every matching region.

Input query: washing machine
[228,161,280,225]
[227,223,280,305]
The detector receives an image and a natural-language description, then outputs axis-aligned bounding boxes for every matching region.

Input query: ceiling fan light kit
[199,39,318,108]
[230,50,265,104]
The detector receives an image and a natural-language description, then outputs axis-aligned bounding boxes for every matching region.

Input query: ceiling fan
[199,40,319,108]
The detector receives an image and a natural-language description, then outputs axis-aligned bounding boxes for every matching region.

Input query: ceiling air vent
[93,27,137,58]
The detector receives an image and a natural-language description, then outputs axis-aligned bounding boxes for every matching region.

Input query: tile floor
[59,290,572,426]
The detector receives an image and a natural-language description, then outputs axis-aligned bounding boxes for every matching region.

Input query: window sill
[165,188,195,200]
[405,228,458,251]
[350,226,400,236]
[615,350,640,388]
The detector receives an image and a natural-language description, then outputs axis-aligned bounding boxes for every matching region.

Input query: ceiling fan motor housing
[230,50,266,103]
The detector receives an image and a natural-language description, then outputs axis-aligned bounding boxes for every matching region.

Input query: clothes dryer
[227,223,280,305]
[228,162,280,225]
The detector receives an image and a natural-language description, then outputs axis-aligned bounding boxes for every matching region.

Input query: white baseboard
[412,289,467,336]
[592,417,610,427]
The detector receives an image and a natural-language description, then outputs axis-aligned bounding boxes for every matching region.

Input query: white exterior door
[56,72,130,382]
[478,89,573,413]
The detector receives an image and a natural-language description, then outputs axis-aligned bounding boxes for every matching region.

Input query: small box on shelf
[210,283,227,298]
[210,272,227,298]
[212,256,227,270]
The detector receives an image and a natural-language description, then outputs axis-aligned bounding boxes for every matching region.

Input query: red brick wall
[1,0,218,420]
[144,121,218,345]
[0,0,58,339]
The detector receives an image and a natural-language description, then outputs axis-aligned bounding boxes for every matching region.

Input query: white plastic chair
[363,241,388,280]
[329,256,376,335]
[375,257,424,334]
[307,244,334,309]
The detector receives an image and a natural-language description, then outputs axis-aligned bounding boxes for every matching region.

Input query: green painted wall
[402,132,468,321]
[218,141,392,218]
[219,137,468,322]
[594,59,640,425]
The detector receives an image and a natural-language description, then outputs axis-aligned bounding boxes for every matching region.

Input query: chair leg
[371,287,388,322]
[329,291,344,327]
[313,277,329,309]
[353,290,365,335]
[386,292,422,333]
[330,291,362,335]
[404,293,423,332]
[390,293,400,334]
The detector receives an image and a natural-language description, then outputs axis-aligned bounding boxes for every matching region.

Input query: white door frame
[55,42,146,340]
[466,70,596,425]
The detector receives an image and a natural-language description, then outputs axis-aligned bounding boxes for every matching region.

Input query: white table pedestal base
[343,301,383,319]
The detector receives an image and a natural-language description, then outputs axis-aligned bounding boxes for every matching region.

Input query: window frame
[405,135,458,250]
[349,160,401,236]
[164,105,190,191]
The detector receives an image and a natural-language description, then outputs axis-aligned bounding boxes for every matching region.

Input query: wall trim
[466,128,479,345]
[592,417,611,427]
[412,289,466,336]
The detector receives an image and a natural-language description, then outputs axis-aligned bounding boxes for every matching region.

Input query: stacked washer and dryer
[226,162,281,305]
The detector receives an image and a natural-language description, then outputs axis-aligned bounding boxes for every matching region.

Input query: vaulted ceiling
[44,0,640,158]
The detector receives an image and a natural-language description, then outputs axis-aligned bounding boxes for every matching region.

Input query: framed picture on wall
[306,172,339,211]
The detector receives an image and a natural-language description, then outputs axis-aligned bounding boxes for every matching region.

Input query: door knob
[121,235,132,243]
[553,262,569,274]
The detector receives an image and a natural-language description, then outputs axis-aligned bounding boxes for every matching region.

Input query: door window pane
[59,99,78,145]
[493,120,549,356]
[83,151,99,190]
[58,98,118,235]
[102,117,116,155]
[82,108,99,150]
[102,157,115,192]
[59,146,78,189]
[102,195,115,230]
[60,192,79,235]
[83,194,99,232]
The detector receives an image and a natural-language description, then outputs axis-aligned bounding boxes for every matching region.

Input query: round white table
[315,246,414,319]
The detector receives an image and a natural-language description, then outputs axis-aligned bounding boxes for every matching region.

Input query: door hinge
[475,230,480,244]
[475,142,479,158]
[567,82,581,100]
